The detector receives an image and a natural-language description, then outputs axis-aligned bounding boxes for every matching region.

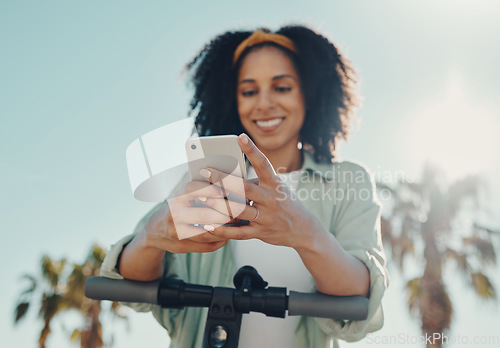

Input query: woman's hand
[142,180,232,254]
[198,133,321,249]
[198,133,370,296]
[119,179,231,281]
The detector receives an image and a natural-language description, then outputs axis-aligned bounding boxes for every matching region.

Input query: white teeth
[256,118,283,128]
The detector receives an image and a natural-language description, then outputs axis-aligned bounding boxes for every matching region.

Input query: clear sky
[2,1,500,347]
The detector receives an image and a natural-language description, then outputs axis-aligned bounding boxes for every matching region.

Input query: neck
[261,141,303,174]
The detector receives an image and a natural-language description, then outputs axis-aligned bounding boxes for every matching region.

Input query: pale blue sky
[2,1,500,347]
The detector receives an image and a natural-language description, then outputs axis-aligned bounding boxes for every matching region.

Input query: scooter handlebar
[85,277,368,321]
[84,277,160,304]
[288,291,368,320]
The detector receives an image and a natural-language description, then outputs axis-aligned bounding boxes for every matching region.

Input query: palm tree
[378,162,497,348]
[14,244,127,348]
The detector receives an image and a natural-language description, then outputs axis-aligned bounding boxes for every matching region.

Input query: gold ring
[250,206,259,222]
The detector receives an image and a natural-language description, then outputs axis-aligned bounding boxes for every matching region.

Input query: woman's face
[237,46,305,154]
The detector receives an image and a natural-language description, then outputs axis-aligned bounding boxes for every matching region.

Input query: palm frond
[89,244,107,269]
[15,243,127,348]
[39,293,64,321]
[66,264,86,298]
[70,328,81,342]
[18,274,37,295]
[463,236,496,266]
[110,301,128,320]
[405,277,421,315]
[471,272,496,299]
[443,248,471,275]
[14,302,30,323]
[41,256,67,288]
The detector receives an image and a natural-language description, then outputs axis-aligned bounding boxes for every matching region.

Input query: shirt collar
[301,151,335,181]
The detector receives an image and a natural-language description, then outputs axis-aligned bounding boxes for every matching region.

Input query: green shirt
[101,151,389,348]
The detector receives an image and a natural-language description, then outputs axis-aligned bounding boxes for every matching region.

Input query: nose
[256,88,275,112]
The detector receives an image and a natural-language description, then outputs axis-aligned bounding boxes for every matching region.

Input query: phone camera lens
[191,144,197,150]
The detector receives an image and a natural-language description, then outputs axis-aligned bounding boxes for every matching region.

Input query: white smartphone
[185,135,246,182]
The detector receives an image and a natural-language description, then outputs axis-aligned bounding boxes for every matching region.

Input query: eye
[275,86,292,93]
[241,90,257,97]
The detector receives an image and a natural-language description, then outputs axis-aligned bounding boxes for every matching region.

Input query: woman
[102,25,388,348]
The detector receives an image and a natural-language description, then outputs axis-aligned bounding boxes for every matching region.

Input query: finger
[200,167,267,204]
[173,223,227,241]
[200,222,224,232]
[187,229,227,243]
[248,177,260,185]
[202,197,259,222]
[210,224,258,241]
[238,133,278,184]
[172,224,207,240]
[199,167,245,198]
[173,239,228,253]
[169,206,234,225]
[183,180,226,199]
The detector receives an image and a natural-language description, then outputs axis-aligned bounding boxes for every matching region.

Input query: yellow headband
[233,30,297,65]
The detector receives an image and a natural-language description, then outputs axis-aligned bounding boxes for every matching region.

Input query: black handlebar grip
[84,276,159,304]
[288,291,369,320]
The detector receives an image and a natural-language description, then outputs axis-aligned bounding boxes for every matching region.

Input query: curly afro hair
[185,24,359,163]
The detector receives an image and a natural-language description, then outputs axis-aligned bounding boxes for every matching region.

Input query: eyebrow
[238,74,297,84]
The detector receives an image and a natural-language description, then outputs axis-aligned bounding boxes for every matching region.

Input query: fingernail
[199,197,207,202]
[200,168,211,179]
[239,133,249,144]
[204,224,214,232]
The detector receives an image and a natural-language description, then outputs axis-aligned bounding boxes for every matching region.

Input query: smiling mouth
[253,117,285,129]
